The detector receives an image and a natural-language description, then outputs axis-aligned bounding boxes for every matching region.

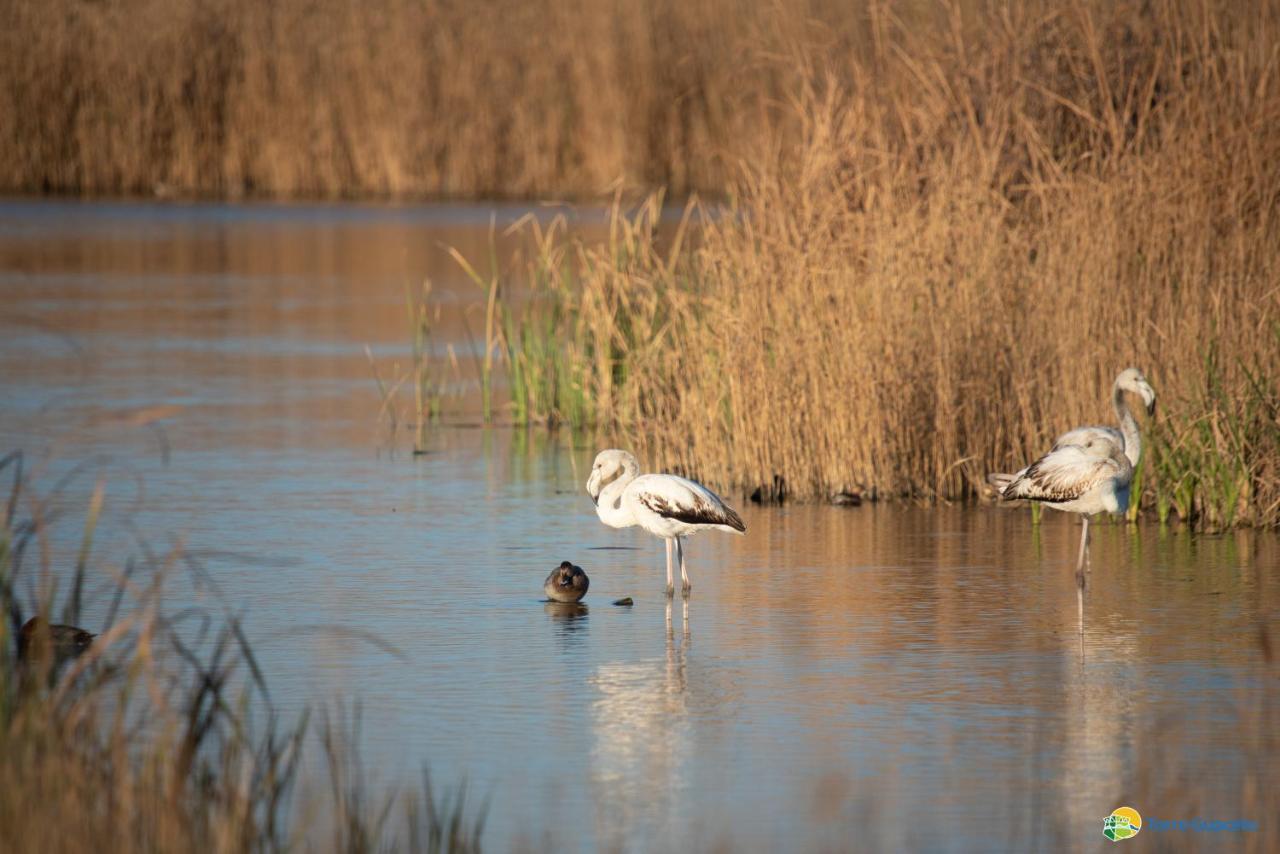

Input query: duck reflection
[543,601,589,630]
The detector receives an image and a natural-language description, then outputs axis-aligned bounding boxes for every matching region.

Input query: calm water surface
[1,200,1275,852]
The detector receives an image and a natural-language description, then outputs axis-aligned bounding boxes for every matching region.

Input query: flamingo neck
[1113,383,1142,467]
[1106,442,1135,515]
[596,472,638,528]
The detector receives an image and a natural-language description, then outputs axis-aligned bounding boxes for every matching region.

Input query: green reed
[447,231,503,424]
[406,280,447,452]
[513,196,689,429]
[493,214,596,427]
[1146,340,1280,531]
[366,281,451,450]
[439,197,689,429]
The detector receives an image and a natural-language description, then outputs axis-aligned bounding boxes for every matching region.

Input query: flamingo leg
[677,537,691,596]
[1075,515,1090,588]
[665,538,675,597]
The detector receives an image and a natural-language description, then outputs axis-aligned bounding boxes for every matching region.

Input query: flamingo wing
[630,474,747,533]
[998,445,1121,503]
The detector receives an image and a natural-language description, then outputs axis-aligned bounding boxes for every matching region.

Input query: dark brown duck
[543,561,589,603]
[17,616,95,668]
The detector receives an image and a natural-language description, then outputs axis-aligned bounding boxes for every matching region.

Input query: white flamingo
[988,436,1135,578]
[585,449,746,596]
[989,367,1155,576]
[989,436,1134,648]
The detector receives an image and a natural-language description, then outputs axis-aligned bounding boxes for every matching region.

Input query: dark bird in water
[17,616,95,668]
[544,561,590,603]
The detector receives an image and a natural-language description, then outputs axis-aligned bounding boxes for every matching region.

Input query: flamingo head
[1116,367,1156,416]
[586,449,639,506]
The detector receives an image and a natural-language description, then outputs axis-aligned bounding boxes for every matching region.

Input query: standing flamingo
[988,436,1135,578]
[989,435,1134,647]
[585,449,746,596]
[989,367,1155,575]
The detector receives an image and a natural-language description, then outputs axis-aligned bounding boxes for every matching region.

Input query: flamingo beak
[1141,385,1156,416]
[586,470,601,505]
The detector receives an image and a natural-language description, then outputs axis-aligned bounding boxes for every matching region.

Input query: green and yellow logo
[1104,806,1143,841]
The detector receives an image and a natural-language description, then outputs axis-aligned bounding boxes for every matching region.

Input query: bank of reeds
[0,0,834,199]
[472,0,1280,530]
[9,0,1279,529]
[0,451,484,852]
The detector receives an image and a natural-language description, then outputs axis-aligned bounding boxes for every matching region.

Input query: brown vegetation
[1,0,826,199]
[3,0,1278,528]
[471,0,1280,529]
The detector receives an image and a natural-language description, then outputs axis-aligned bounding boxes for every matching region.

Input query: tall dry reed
[480,0,1280,529]
[7,0,1278,527]
[0,0,836,199]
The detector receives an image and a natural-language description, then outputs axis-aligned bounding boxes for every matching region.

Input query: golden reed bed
[6,0,1265,204]
[2,0,806,198]
[5,0,1280,529]
[436,1,1277,529]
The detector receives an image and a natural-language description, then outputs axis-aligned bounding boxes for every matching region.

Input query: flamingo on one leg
[990,434,1135,646]
[991,367,1153,645]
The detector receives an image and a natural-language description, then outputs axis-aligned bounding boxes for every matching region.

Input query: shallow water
[1,200,1275,852]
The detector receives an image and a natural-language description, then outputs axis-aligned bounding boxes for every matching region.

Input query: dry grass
[472,0,1280,529]
[5,0,1278,528]
[0,0,841,199]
